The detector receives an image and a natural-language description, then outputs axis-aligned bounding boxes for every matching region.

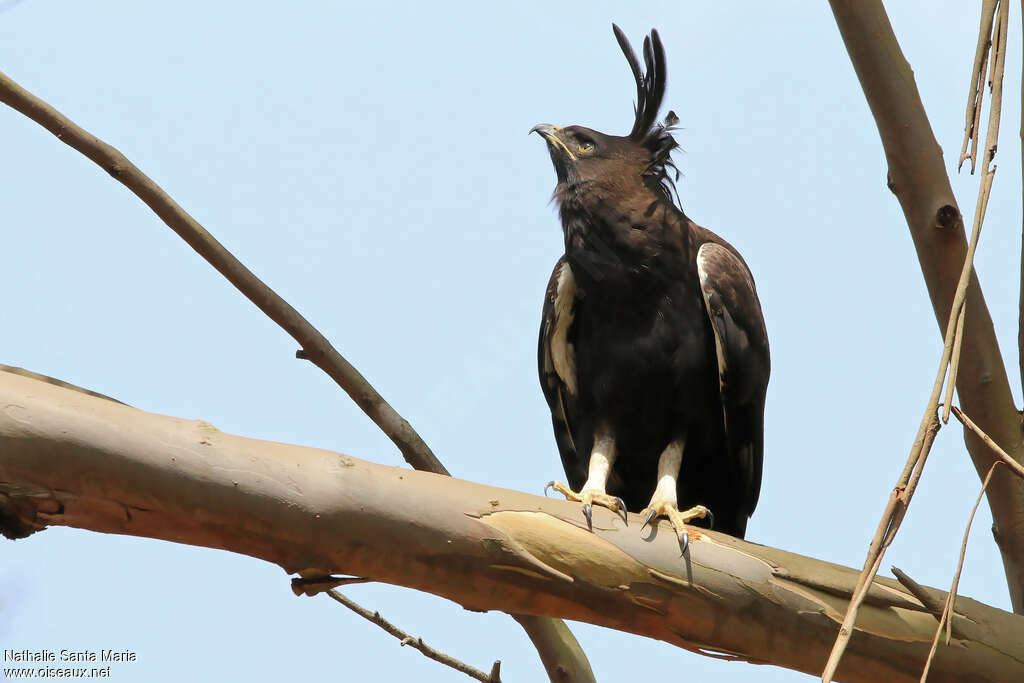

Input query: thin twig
[0,68,446,476]
[326,590,501,683]
[983,0,1009,172]
[959,0,998,173]
[951,405,1024,480]
[821,2,1009,675]
[821,336,944,679]
[941,307,965,424]
[919,461,1003,682]
[821,36,1005,683]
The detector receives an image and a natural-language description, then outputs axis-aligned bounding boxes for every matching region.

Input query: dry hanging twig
[923,403,1024,680]
[919,461,1003,681]
[941,307,966,423]
[326,590,502,683]
[821,164,991,680]
[951,405,1024,480]
[821,3,1009,678]
[959,0,999,173]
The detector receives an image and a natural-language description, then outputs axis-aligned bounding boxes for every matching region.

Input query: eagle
[533,25,770,548]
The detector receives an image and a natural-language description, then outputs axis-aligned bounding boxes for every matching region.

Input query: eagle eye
[577,140,596,154]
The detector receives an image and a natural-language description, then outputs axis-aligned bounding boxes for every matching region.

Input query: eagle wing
[696,242,771,521]
[538,257,586,491]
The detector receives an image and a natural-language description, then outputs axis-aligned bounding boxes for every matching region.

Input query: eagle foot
[544,480,627,530]
[640,503,711,555]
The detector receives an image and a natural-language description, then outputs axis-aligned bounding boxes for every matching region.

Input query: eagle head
[531,25,681,206]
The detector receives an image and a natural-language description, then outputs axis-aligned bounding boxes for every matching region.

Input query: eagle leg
[544,423,627,530]
[641,439,710,555]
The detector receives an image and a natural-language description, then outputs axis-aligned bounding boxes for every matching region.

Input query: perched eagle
[533,26,770,547]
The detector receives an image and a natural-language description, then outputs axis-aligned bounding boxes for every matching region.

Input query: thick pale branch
[1,373,1022,682]
[828,0,1024,614]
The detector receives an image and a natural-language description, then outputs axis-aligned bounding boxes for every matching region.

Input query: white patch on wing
[697,244,729,427]
[551,261,578,395]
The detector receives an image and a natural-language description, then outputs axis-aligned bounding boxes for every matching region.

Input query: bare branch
[2,371,1024,681]
[892,567,944,617]
[891,568,958,629]
[0,67,444,476]
[510,615,596,683]
[959,0,998,173]
[981,0,1009,173]
[325,589,501,683]
[823,1,1011,677]
[951,406,1024,481]
[829,0,1024,628]
[941,308,965,424]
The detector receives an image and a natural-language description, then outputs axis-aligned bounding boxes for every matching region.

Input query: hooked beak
[530,123,577,161]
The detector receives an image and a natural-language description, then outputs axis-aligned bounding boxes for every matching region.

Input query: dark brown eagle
[533,25,770,548]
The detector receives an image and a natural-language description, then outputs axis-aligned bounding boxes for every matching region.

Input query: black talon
[641,508,657,532]
[544,481,556,497]
[679,528,690,556]
[615,497,628,526]
[583,503,593,531]
[705,508,715,530]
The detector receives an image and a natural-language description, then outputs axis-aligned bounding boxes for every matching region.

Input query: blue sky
[0,2,1019,681]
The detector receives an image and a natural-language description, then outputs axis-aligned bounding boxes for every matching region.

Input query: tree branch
[0,68,594,682]
[2,372,1023,682]
[0,67,443,477]
[951,406,1024,480]
[828,0,1024,616]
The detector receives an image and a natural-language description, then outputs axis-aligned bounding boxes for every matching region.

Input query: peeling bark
[1,373,1022,682]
